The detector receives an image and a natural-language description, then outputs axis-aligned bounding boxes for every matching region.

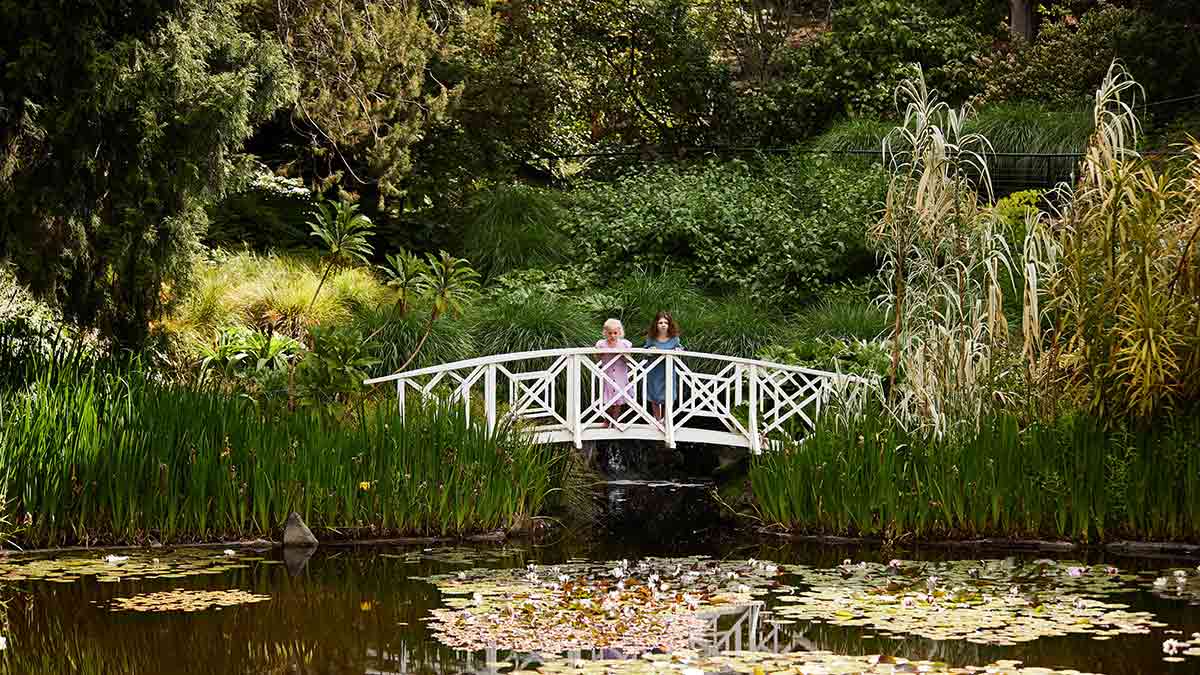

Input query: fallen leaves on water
[103,589,270,613]
[533,650,1102,675]
[773,559,1166,646]
[422,557,779,653]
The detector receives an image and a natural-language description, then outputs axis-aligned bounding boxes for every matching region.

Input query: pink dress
[595,339,633,406]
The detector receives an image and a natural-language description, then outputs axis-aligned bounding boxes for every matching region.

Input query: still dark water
[1,481,1198,675]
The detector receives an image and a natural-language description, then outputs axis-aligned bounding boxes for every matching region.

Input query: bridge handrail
[363,347,873,385]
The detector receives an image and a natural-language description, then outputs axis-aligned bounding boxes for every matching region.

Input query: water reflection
[0,505,1197,673]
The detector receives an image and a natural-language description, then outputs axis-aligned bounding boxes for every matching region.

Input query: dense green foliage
[561,156,887,304]
[751,404,1200,542]
[0,0,296,344]
[0,352,561,546]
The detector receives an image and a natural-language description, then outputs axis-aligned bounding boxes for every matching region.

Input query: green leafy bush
[757,338,890,379]
[351,303,475,375]
[560,156,886,306]
[732,0,985,145]
[978,5,1200,107]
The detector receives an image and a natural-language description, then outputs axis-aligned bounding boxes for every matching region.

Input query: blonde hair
[602,318,624,337]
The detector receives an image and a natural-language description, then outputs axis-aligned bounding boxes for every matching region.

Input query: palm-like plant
[379,249,428,317]
[397,251,479,372]
[306,200,375,313]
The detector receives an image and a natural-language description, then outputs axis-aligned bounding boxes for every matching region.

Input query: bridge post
[396,380,405,418]
[664,354,676,448]
[484,364,496,433]
[567,354,582,448]
[748,365,761,454]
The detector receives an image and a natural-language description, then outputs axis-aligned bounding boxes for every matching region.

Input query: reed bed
[0,355,562,547]
[750,404,1200,543]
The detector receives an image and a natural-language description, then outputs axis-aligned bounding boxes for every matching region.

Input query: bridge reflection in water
[365,348,871,453]
[363,603,814,675]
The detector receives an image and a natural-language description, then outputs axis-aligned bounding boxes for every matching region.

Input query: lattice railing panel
[365,348,871,452]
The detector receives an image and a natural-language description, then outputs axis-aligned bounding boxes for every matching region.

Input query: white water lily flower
[558,574,569,583]
[223,549,237,557]
[610,567,624,578]
[736,584,750,594]
[660,582,670,592]
[0,636,6,650]
[105,555,128,564]
[887,559,902,568]
[748,558,757,567]
[1154,577,1169,587]
[1174,569,1188,578]
[843,559,852,566]
[1066,566,1084,577]
[764,565,778,574]
[472,592,483,605]
[1163,638,1187,655]
[457,572,467,580]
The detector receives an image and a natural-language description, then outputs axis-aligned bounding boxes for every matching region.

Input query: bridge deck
[364,347,871,453]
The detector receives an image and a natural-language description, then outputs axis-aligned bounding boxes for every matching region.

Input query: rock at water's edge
[283,512,318,548]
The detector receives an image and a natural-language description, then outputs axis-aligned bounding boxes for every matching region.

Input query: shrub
[978,5,1200,107]
[560,156,886,306]
[674,292,785,358]
[795,299,890,342]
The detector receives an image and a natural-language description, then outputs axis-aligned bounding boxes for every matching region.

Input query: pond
[0,481,1198,674]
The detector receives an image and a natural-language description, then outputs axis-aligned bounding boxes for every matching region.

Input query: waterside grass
[750,405,1200,543]
[0,354,563,547]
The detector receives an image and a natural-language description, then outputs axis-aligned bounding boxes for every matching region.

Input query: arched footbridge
[364,348,872,453]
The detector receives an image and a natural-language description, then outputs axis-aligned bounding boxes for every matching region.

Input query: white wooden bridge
[364,348,870,453]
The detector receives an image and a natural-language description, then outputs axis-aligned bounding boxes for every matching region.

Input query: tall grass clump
[352,304,475,375]
[167,250,388,343]
[1038,65,1200,419]
[467,293,594,356]
[0,353,563,546]
[462,184,569,280]
[750,401,1200,542]
[811,118,894,153]
[675,292,784,358]
[795,299,889,342]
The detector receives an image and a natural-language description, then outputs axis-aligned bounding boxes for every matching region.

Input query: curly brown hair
[646,311,680,339]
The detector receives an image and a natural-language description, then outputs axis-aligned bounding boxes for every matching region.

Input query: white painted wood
[364,348,871,452]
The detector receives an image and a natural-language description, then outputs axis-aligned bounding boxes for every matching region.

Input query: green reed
[0,355,563,547]
[750,403,1200,542]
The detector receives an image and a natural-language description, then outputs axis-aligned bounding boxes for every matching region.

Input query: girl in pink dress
[595,318,632,427]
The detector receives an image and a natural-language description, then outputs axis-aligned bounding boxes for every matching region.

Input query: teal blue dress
[643,336,681,403]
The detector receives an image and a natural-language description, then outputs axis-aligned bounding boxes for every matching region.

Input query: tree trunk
[1009,0,1034,42]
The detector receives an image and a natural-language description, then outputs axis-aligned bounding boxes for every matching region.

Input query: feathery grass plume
[874,64,1013,437]
[462,184,569,280]
[1040,63,1200,419]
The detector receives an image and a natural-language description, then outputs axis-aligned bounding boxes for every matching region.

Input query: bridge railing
[363,348,871,453]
